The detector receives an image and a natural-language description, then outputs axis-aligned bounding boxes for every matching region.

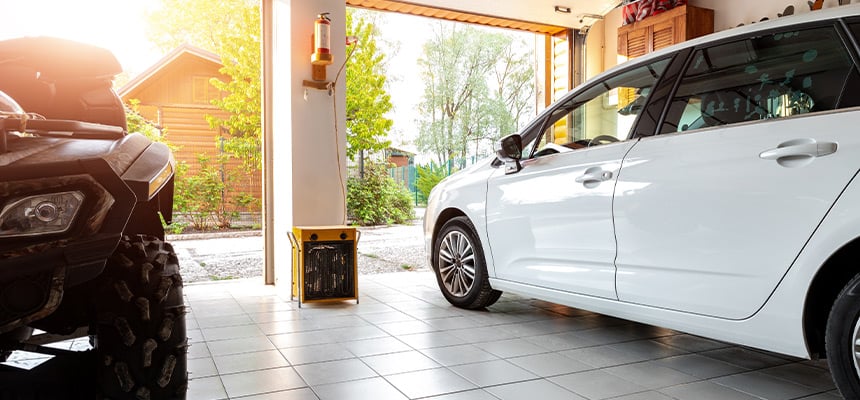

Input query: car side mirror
[495,134,523,174]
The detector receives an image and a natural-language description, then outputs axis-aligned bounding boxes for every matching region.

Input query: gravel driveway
[356,223,428,274]
[170,218,428,283]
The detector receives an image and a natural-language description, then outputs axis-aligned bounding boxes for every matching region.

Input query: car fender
[423,159,499,275]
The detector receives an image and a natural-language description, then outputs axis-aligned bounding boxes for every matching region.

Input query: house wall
[389,154,410,168]
[133,57,227,106]
[122,54,263,218]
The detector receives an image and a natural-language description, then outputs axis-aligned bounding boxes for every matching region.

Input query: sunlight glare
[2,0,160,75]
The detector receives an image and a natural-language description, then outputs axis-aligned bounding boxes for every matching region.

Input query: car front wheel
[433,217,501,309]
[826,273,860,398]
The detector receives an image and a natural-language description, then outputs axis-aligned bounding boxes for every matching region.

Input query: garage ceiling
[346,0,622,35]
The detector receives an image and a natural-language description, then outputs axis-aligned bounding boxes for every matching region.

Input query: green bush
[171,152,260,231]
[173,155,223,230]
[348,162,414,226]
[416,163,448,200]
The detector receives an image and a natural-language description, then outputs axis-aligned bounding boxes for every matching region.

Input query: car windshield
[521,57,670,156]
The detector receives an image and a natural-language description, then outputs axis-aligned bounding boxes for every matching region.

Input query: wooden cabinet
[618,5,714,58]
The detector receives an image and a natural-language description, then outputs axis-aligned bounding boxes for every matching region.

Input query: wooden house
[118,44,262,220]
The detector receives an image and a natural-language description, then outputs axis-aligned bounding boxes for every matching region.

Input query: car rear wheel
[826,273,860,399]
[433,217,501,309]
[92,235,187,400]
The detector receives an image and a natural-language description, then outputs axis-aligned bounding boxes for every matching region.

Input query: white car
[424,5,860,398]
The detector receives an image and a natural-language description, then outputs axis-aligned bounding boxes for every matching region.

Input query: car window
[531,58,670,157]
[662,26,860,133]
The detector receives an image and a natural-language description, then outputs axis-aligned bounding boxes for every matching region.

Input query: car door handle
[575,170,613,184]
[759,140,837,161]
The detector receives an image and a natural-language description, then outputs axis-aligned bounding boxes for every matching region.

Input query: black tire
[93,235,187,400]
[433,217,501,309]
[825,272,860,399]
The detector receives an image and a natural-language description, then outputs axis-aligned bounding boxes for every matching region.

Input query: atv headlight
[0,191,84,238]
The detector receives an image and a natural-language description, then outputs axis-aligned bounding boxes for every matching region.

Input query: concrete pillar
[262,0,347,297]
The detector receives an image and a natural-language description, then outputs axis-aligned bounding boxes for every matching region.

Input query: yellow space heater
[288,226,359,307]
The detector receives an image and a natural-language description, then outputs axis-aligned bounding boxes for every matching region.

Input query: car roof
[578,4,860,99]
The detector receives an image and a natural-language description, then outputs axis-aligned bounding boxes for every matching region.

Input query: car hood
[431,156,497,197]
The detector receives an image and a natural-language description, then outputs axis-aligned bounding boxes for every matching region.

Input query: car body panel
[423,159,497,273]
[424,4,860,362]
[489,168,860,359]
[614,110,860,319]
[486,141,635,298]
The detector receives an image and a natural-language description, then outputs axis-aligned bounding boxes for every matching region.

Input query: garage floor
[183,271,841,400]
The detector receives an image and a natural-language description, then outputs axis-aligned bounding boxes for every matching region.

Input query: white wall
[585,20,605,81]
[263,0,347,296]
[581,3,627,80]
[603,7,624,72]
[691,0,844,31]
[595,6,628,73]
[598,0,849,74]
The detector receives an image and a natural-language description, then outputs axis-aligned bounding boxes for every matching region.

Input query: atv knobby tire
[93,235,187,400]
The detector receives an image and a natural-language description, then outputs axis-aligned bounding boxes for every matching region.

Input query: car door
[614,23,860,319]
[485,58,670,298]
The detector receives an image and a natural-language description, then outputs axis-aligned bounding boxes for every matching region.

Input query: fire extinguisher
[312,13,333,66]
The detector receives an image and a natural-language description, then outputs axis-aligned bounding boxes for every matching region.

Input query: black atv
[0,37,187,399]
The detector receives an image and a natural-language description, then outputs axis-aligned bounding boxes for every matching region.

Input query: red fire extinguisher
[312,13,333,66]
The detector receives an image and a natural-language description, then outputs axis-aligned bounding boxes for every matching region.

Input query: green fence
[389,165,425,205]
[389,157,481,206]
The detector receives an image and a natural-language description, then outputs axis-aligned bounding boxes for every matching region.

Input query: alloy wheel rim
[438,230,476,297]
[853,316,860,379]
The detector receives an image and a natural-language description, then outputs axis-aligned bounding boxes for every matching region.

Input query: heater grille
[289,226,358,306]
[302,240,355,301]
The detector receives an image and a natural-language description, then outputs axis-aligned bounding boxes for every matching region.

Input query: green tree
[207,5,262,172]
[125,99,166,144]
[493,37,536,134]
[148,3,394,169]
[148,0,261,171]
[416,23,534,167]
[147,0,254,54]
[346,9,393,160]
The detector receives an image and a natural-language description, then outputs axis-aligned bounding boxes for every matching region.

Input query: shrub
[416,163,448,200]
[173,155,223,230]
[348,162,414,226]
[172,153,260,231]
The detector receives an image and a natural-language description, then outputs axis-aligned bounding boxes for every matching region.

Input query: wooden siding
[121,51,261,212]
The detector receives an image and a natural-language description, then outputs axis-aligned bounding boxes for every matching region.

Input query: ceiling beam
[345,0,569,36]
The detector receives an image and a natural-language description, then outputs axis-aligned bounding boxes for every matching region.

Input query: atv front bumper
[0,133,175,335]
